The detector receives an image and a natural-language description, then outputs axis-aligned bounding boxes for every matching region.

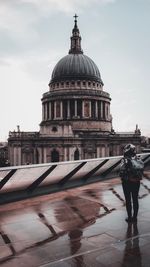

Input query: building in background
[8,16,141,166]
[0,142,8,167]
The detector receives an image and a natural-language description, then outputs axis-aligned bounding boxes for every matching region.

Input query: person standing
[120,144,144,223]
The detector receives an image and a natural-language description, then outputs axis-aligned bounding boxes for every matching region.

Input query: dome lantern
[69,14,83,55]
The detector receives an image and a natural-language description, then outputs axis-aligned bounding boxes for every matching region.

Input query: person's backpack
[119,156,144,181]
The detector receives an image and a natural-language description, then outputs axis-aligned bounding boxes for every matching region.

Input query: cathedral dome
[50,14,103,86]
[51,54,102,83]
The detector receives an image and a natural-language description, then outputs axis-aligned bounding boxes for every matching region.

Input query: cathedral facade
[8,16,141,166]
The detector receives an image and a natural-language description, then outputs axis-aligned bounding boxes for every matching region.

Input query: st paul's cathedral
[8,15,141,166]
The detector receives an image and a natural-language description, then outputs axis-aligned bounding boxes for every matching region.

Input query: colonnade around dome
[41,99,111,122]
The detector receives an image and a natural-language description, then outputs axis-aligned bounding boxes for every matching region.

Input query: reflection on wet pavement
[0,174,150,266]
[121,223,142,267]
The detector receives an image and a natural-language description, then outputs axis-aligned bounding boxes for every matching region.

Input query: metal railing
[0,153,150,204]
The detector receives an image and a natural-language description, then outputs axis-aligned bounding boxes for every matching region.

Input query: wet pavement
[0,173,150,266]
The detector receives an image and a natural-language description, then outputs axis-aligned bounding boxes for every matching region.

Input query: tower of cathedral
[8,16,141,166]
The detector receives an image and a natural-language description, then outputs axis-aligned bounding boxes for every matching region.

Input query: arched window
[74,149,79,160]
[52,126,57,132]
[51,149,59,162]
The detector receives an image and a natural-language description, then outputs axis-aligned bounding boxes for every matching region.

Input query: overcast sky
[0,0,150,141]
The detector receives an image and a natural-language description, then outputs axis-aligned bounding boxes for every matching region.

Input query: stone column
[64,147,67,161]
[33,147,37,164]
[67,100,70,118]
[38,147,43,164]
[60,101,63,118]
[95,101,98,118]
[18,146,21,165]
[69,147,73,161]
[21,152,25,165]
[44,147,47,163]
[96,146,100,158]
[54,101,56,119]
[106,145,109,157]
[14,147,18,166]
[108,104,110,120]
[82,100,84,117]
[41,146,44,163]
[75,100,77,117]
[101,146,105,157]
[89,101,91,117]
[103,101,105,120]
[100,101,102,119]
[42,104,44,121]
[49,102,51,119]
[105,103,108,120]
[45,103,47,120]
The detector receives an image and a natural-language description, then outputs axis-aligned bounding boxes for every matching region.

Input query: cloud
[0,2,34,31]
[0,0,117,18]
[0,0,117,57]
[0,1,40,56]
[0,58,11,66]
[23,0,115,10]
[0,57,42,140]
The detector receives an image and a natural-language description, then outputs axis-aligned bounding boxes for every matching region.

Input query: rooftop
[0,171,150,266]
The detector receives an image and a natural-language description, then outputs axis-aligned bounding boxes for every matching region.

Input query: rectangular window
[91,100,95,118]
[56,101,61,118]
[63,100,68,119]
[84,101,91,117]
[51,101,54,119]
[70,100,75,118]
[77,99,82,117]
[98,101,101,119]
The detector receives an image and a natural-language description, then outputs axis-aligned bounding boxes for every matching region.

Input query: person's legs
[122,181,132,221]
[131,182,140,221]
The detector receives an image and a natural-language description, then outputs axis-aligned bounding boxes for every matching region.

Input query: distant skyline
[0,0,150,141]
